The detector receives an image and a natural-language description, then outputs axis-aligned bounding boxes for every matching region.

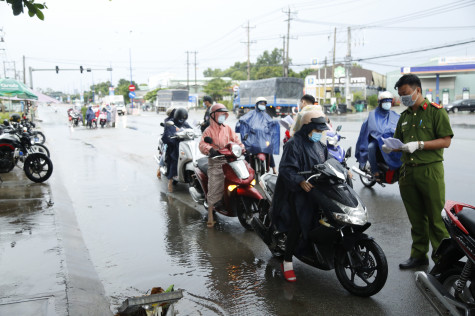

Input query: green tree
[1,0,47,20]
[203,78,231,101]
[92,81,111,98]
[116,79,138,104]
[145,88,161,103]
[255,48,283,66]
[368,94,378,109]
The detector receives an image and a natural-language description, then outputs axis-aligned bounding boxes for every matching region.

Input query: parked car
[116,103,126,116]
[445,99,475,113]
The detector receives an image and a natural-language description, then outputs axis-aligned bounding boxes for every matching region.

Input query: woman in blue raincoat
[236,97,280,173]
[355,91,402,180]
[85,106,95,127]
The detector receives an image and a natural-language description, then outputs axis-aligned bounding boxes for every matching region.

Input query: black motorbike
[0,128,53,183]
[252,158,388,297]
[415,200,475,316]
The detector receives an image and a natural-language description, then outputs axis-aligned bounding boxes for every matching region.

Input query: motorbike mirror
[336,125,342,132]
[160,122,164,127]
[345,146,352,158]
[204,136,213,144]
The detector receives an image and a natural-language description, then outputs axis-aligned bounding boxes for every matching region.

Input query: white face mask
[218,115,226,124]
[382,102,391,110]
[258,104,266,111]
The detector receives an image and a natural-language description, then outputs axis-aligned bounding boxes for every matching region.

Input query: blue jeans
[368,139,381,174]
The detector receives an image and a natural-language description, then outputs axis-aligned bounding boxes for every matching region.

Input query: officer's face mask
[217,115,226,124]
[400,89,418,107]
[381,102,392,111]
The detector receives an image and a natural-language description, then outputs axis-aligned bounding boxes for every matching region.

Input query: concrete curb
[50,171,113,315]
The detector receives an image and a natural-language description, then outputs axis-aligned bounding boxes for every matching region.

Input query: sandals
[156,169,161,179]
[281,264,297,282]
[207,221,216,228]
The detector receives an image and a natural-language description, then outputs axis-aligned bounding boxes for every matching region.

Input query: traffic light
[55,66,59,74]
[80,66,83,73]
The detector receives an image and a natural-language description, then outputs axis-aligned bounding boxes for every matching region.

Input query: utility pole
[242,21,255,80]
[281,35,286,77]
[331,27,336,97]
[193,51,198,93]
[23,55,26,84]
[324,57,327,101]
[185,51,190,90]
[283,7,294,77]
[345,27,352,109]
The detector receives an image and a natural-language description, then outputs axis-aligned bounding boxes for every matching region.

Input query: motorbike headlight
[332,200,368,225]
[231,144,242,158]
[328,135,338,146]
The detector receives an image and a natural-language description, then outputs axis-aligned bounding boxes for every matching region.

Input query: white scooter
[154,122,204,185]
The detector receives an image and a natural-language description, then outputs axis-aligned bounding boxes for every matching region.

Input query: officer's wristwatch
[418,141,424,150]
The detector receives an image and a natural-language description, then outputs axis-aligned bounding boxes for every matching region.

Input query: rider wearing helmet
[199,103,244,228]
[271,110,330,282]
[161,107,191,192]
[355,91,401,181]
[10,113,21,123]
[236,97,279,174]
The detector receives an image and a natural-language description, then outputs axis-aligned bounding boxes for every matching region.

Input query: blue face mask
[382,102,391,110]
[309,132,322,143]
[218,115,226,124]
[258,104,266,111]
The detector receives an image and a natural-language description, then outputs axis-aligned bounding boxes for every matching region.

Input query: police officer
[383,74,453,269]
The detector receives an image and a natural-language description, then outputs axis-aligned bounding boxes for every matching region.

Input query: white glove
[381,144,393,154]
[401,141,419,153]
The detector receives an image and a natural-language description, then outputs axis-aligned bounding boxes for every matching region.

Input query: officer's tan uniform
[394,99,453,261]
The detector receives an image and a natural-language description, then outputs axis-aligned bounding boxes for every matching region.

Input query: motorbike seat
[457,209,475,236]
[266,175,278,194]
[197,157,209,175]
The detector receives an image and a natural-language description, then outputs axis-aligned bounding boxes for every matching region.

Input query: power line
[355,38,475,62]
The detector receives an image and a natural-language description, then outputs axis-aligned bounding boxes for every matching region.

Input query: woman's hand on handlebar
[299,180,314,192]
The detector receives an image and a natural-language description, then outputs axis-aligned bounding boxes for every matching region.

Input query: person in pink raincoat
[199,103,244,228]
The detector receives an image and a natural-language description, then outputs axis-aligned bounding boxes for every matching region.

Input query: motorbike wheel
[0,147,15,173]
[23,153,53,183]
[334,239,388,297]
[31,131,46,144]
[30,144,50,158]
[436,262,475,304]
[237,196,258,231]
[359,162,376,188]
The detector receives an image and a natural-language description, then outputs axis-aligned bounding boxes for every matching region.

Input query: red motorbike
[188,137,263,230]
[415,200,475,316]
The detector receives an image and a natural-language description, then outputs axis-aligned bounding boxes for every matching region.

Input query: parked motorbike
[415,201,475,316]
[20,118,46,144]
[0,128,53,182]
[252,158,388,296]
[189,137,262,230]
[327,125,352,186]
[154,122,204,185]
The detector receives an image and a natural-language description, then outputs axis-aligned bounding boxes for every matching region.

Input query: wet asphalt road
[2,104,475,315]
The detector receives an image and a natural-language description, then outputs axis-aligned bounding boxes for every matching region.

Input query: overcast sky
[1,0,474,93]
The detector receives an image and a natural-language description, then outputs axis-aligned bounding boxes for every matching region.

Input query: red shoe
[281,264,297,282]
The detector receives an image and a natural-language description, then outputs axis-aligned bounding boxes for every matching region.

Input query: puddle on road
[0,170,63,303]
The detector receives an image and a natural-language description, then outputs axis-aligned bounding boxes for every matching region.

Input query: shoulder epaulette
[431,102,443,109]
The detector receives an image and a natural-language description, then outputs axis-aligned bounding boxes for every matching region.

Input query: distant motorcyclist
[161,107,191,192]
[200,96,213,133]
[236,97,279,174]
[271,110,330,282]
[355,91,402,181]
[86,106,95,127]
[199,103,244,228]
[157,107,177,179]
